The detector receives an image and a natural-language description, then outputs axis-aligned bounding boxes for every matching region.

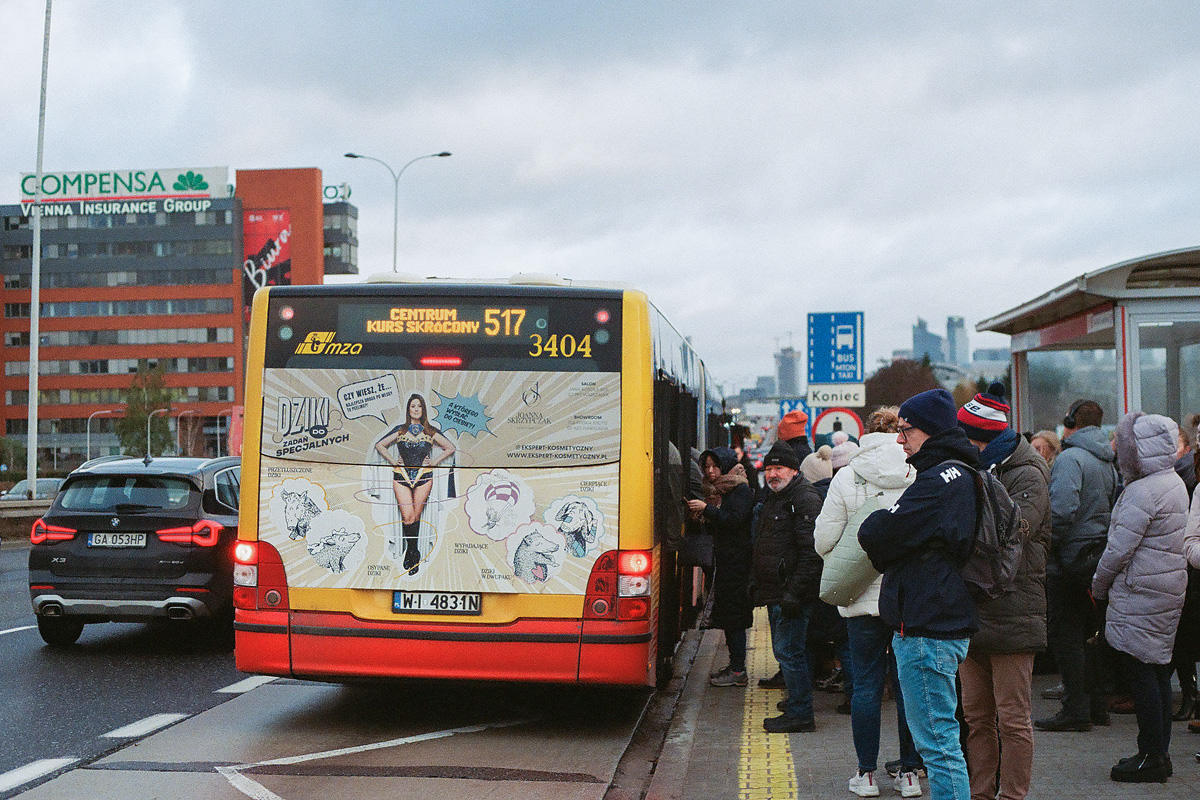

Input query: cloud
[5,0,1200,388]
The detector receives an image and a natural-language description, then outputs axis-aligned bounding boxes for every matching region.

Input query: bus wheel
[37,616,84,647]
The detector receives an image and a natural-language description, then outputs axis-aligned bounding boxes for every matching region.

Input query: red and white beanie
[957,382,1010,442]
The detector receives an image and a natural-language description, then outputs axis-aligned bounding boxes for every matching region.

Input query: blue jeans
[847,615,920,774]
[769,603,814,721]
[893,633,970,800]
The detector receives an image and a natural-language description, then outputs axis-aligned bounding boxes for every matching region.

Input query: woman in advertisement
[376,393,456,574]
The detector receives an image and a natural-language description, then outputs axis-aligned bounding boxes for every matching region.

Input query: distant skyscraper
[946,316,969,367]
[776,346,801,397]
[756,375,777,397]
[912,318,945,364]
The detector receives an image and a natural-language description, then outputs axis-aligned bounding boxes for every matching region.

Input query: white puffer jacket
[814,432,915,617]
[1093,413,1189,665]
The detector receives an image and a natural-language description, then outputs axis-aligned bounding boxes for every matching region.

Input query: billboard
[20,166,230,203]
[243,209,292,321]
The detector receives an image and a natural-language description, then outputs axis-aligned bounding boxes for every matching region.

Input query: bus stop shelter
[977,247,1200,434]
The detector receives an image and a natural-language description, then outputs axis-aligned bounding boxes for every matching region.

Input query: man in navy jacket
[859,388,979,800]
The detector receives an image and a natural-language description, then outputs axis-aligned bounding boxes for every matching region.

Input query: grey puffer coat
[1092,413,1189,665]
[971,434,1050,654]
[1049,426,1119,576]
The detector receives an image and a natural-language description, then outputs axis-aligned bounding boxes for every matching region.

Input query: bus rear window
[264,294,621,372]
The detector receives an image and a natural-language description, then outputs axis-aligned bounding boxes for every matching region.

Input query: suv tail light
[233,539,289,611]
[30,519,77,544]
[157,519,224,546]
[584,549,652,621]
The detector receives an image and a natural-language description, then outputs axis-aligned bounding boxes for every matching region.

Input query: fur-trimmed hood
[1115,412,1179,483]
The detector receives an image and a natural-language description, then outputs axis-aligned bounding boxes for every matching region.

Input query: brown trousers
[959,652,1036,800]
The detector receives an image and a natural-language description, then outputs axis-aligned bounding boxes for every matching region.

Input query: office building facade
[0,166,353,468]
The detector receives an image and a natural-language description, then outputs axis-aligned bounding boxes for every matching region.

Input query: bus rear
[233,282,662,685]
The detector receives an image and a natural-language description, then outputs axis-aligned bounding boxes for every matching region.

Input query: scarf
[701,463,748,507]
[978,427,1020,471]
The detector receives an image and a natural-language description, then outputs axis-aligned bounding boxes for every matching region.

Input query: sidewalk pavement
[650,607,1200,800]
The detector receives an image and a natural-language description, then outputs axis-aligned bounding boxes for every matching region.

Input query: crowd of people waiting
[685,385,1200,799]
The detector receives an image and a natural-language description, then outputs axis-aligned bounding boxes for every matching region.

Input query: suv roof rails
[77,454,136,470]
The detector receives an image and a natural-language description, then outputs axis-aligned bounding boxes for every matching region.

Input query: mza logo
[294,332,362,356]
[940,466,963,484]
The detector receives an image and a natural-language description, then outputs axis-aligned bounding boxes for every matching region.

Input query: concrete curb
[644,628,721,800]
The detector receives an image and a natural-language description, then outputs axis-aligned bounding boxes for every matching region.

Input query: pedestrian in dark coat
[1093,412,1188,783]
[750,440,824,733]
[859,387,979,800]
[956,384,1050,800]
[687,446,754,687]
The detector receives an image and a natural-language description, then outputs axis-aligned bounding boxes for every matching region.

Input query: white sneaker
[893,770,922,797]
[849,770,880,797]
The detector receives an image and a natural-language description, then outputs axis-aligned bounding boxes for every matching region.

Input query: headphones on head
[1063,400,1085,430]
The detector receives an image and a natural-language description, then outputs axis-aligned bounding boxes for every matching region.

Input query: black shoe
[884,759,926,778]
[758,670,785,689]
[763,714,815,733]
[1034,711,1092,732]
[1091,711,1111,726]
[403,545,421,575]
[1110,753,1170,783]
[837,698,852,714]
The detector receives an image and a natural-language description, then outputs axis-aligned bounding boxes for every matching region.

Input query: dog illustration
[306,528,361,573]
[554,500,599,558]
[513,531,559,583]
[282,490,321,540]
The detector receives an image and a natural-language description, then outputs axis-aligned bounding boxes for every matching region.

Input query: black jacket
[699,447,755,631]
[750,475,823,607]
[858,427,980,639]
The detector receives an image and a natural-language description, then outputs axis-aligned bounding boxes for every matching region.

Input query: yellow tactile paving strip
[739,607,797,800]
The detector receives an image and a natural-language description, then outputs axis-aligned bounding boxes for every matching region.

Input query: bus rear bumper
[235,609,654,684]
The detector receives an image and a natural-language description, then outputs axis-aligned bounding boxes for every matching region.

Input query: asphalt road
[0,541,670,799]
[0,541,245,797]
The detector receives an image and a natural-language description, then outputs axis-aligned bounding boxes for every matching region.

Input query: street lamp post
[86,408,118,461]
[146,408,168,459]
[343,151,451,272]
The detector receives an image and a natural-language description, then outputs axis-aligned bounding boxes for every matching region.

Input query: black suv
[28,456,240,647]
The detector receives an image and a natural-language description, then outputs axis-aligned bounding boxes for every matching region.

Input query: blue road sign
[808,312,864,384]
[778,398,811,438]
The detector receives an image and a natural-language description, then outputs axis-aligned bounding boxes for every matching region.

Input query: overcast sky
[3,1,1199,392]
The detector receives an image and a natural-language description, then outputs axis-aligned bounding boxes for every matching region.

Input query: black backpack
[945,459,1027,599]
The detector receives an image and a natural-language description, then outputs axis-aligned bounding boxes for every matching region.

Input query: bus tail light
[233,539,289,611]
[30,519,77,544]
[585,550,652,620]
[157,519,224,546]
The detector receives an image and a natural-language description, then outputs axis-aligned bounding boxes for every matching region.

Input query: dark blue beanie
[899,388,958,436]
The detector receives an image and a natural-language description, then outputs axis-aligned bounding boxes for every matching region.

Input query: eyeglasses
[897,425,917,441]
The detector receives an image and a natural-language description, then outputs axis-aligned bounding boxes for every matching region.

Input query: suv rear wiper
[112,502,160,512]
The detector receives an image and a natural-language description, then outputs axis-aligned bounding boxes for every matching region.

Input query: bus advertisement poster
[256,368,621,596]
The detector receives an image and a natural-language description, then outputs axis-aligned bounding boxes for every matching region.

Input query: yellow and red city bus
[233,277,722,686]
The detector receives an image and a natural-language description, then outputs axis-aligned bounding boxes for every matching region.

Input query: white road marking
[102,712,188,738]
[0,625,36,637]
[217,718,536,800]
[216,765,286,800]
[0,758,78,793]
[216,675,277,694]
